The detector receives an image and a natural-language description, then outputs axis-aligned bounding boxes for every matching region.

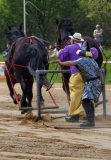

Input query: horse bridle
[56,27,71,50]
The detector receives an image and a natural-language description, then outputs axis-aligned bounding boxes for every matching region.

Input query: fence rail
[103,61,111,63]
[36,69,106,120]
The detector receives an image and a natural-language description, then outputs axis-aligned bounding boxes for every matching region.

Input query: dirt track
[0,82,111,160]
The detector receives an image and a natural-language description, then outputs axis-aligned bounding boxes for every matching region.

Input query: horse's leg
[20,79,33,114]
[20,92,27,107]
[5,72,18,104]
[39,61,48,106]
[62,79,70,100]
[40,84,44,106]
[20,79,33,107]
[26,80,33,107]
[20,82,29,107]
[21,80,43,107]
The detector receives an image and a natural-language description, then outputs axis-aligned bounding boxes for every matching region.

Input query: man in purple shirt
[56,33,86,122]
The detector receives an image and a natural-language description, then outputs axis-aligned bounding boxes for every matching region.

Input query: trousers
[68,72,86,117]
[82,98,95,121]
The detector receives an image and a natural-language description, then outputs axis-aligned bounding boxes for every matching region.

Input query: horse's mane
[58,18,75,35]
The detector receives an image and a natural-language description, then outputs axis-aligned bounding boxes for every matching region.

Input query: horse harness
[5,37,49,83]
[5,37,59,107]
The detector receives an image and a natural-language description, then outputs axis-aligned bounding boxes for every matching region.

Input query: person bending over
[56,48,104,127]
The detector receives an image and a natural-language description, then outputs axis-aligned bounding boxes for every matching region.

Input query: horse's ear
[56,19,59,25]
[8,26,11,30]
[20,25,22,30]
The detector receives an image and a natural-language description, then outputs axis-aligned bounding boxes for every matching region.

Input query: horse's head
[56,18,75,50]
[4,25,25,45]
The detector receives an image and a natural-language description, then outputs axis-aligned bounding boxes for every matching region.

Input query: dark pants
[82,98,94,122]
[97,41,103,47]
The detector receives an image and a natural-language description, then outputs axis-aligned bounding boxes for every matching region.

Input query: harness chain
[5,63,21,108]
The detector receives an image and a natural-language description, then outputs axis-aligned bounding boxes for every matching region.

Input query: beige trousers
[68,72,86,117]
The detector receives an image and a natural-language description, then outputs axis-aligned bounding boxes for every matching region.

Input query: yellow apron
[69,72,86,117]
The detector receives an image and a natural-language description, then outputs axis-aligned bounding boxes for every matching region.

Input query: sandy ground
[0,82,111,160]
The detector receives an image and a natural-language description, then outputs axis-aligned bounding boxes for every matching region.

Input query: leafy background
[0,0,111,51]
[0,0,111,84]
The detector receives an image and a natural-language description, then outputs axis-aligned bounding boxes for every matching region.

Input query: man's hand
[101,85,104,94]
[56,60,61,65]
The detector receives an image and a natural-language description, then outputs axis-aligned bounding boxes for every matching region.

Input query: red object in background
[0,62,6,80]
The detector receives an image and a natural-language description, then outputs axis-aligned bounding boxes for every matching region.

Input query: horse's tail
[25,44,43,75]
[26,44,49,87]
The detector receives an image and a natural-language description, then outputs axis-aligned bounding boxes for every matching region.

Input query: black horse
[4,25,49,113]
[56,18,103,99]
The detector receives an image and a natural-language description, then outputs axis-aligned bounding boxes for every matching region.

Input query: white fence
[0,62,6,80]
[103,61,111,63]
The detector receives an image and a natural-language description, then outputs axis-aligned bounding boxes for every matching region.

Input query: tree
[0,0,110,52]
[0,0,23,51]
[82,0,111,47]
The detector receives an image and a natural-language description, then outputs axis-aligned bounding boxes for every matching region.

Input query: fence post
[102,69,106,118]
[36,70,41,120]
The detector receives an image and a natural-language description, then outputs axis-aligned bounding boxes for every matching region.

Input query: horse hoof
[40,101,45,106]
[21,109,32,114]
[13,95,16,101]
[26,110,32,115]
[13,94,21,101]
[17,94,21,101]
[14,100,17,104]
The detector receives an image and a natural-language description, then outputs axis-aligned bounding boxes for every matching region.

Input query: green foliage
[105,63,111,84]
[0,0,23,52]
[0,0,111,50]
[81,0,111,47]
[0,0,111,83]
[101,49,111,84]
[0,53,5,62]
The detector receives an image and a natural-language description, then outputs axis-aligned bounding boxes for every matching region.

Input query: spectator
[3,43,10,58]
[56,48,104,127]
[93,25,103,47]
[48,43,58,58]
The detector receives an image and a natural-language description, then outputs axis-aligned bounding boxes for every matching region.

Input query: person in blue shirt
[3,43,10,58]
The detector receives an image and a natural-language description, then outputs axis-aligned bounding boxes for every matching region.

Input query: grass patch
[101,49,111,84]
[0,53,5,62]
[47,56,62,83]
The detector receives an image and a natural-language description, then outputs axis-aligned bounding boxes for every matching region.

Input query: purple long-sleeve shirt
[59,43,82,75]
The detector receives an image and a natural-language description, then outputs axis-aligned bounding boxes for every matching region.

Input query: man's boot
[65,114,79,123]
[80,118,95,127]
[80,99,95,127]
